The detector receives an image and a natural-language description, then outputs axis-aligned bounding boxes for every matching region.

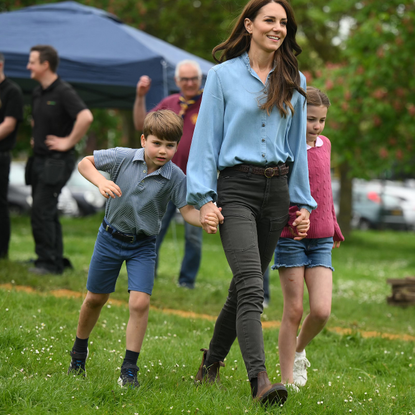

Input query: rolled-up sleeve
[186,68,224,209]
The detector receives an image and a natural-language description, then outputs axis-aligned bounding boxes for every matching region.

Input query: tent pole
[161,59,168,97]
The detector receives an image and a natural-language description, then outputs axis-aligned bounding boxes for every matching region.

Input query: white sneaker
[293,349,310,386]
[286,383,300,393]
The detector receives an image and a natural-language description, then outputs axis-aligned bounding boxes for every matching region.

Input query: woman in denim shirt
[187,0,316,406]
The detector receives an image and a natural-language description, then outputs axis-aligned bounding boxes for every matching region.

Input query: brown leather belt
[227,164,289,178]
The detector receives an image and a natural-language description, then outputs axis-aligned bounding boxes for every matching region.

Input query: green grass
[1,214,415,414]
[3,214,415,334]
[1,288,415,414]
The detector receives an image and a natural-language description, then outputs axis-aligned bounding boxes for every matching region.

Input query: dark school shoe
[118,363,140,388]
[68,348,89,377]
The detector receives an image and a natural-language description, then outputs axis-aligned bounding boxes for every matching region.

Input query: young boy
[67,110,219,388]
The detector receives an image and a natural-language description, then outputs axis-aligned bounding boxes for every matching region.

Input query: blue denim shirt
[186,52,317,212]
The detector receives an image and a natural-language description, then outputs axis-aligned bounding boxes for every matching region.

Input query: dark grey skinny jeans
[205,167,289,380]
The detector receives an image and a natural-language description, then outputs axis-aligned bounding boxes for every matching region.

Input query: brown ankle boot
[195,348,225,385]
[253,371,288,406]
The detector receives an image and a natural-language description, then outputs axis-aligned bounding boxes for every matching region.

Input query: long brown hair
[213,0,306,117]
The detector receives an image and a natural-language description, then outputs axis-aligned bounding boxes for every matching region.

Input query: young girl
[272,86,344,388]
[186,0,316,406]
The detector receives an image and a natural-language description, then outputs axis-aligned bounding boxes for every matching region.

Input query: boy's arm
[78,156,122,199]
[179,204,219,234]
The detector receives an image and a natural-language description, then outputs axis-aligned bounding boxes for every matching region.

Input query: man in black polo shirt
[26,45,93,274]
[0,52,24,259]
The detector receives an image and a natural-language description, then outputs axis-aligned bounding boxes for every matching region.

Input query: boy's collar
[134,148,173,179]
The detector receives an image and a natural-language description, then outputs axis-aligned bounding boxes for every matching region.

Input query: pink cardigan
[281,135,344,242]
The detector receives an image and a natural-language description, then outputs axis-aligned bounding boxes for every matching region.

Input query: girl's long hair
[213,0,306,117]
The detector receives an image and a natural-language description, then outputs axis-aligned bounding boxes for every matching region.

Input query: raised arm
[133,75,151,131]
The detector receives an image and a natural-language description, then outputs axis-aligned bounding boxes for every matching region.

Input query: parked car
[7,161,79,217]
[7,161,32,215]
[332,178,407,230]
[351,187,407,231]
[364,180,415,231]
[65,166,106,216]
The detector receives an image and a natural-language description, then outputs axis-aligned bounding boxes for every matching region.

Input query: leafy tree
[5,0,415,234]
[311,0,415,233]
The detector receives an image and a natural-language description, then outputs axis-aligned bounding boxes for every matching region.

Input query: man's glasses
[178,76,200,83]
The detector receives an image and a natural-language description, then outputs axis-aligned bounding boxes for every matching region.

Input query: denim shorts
[86,222,157,295]
[272,237,334,271]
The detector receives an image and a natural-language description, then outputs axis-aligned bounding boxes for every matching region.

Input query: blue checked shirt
[94,147,187,236]
[186,52,317,212]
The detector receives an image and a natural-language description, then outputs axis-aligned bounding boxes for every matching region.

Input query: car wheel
[358,218,371,231]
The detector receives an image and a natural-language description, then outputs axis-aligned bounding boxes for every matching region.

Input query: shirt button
[262,154,265,158]
[262,139,265,142]
[262,123,265,127]
[143,170,146,173]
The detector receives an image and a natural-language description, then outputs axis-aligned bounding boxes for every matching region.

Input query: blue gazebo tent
[0,2,213,109]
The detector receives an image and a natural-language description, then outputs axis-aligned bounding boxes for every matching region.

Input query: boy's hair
[143,110,183,143]
[30,45,59,73]
[306,86,331,108]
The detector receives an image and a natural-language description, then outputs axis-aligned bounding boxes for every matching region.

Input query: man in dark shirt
[26,45,93,274]
[0,52,24,259]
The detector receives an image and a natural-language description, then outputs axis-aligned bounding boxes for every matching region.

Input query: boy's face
[141,134,178,171]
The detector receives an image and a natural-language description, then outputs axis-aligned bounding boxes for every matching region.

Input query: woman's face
[244,2,287,55]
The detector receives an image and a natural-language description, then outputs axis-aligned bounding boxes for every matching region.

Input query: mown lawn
[1,214,415,414]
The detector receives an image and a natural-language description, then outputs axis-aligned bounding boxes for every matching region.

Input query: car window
[9,163,26,186]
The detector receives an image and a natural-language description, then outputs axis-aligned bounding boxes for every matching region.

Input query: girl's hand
[333,241,341,248]
[97,180,122,199]
[289,219,309,240]
[291,209,310,241]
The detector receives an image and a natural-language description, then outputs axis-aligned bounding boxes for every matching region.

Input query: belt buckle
[264,167,275,178]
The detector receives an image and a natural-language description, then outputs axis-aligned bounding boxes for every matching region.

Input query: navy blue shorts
[272,237,334,271]
[86,222,157,295]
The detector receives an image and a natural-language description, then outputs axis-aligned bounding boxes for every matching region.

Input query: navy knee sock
[123,350,140,367]
[72,336,88,355]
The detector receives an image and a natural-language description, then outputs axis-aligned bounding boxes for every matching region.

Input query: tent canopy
[0,2,213,108]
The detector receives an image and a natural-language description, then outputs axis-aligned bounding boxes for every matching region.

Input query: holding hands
[290,208,311,241]
[200,202,224,234]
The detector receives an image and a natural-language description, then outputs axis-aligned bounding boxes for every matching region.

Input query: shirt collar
[241,51,276,81]
[41,76,61,93]
[134,148,172,179]
[307,136,324,150]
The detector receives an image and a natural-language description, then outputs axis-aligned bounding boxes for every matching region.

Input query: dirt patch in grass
[2,283,414,342]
